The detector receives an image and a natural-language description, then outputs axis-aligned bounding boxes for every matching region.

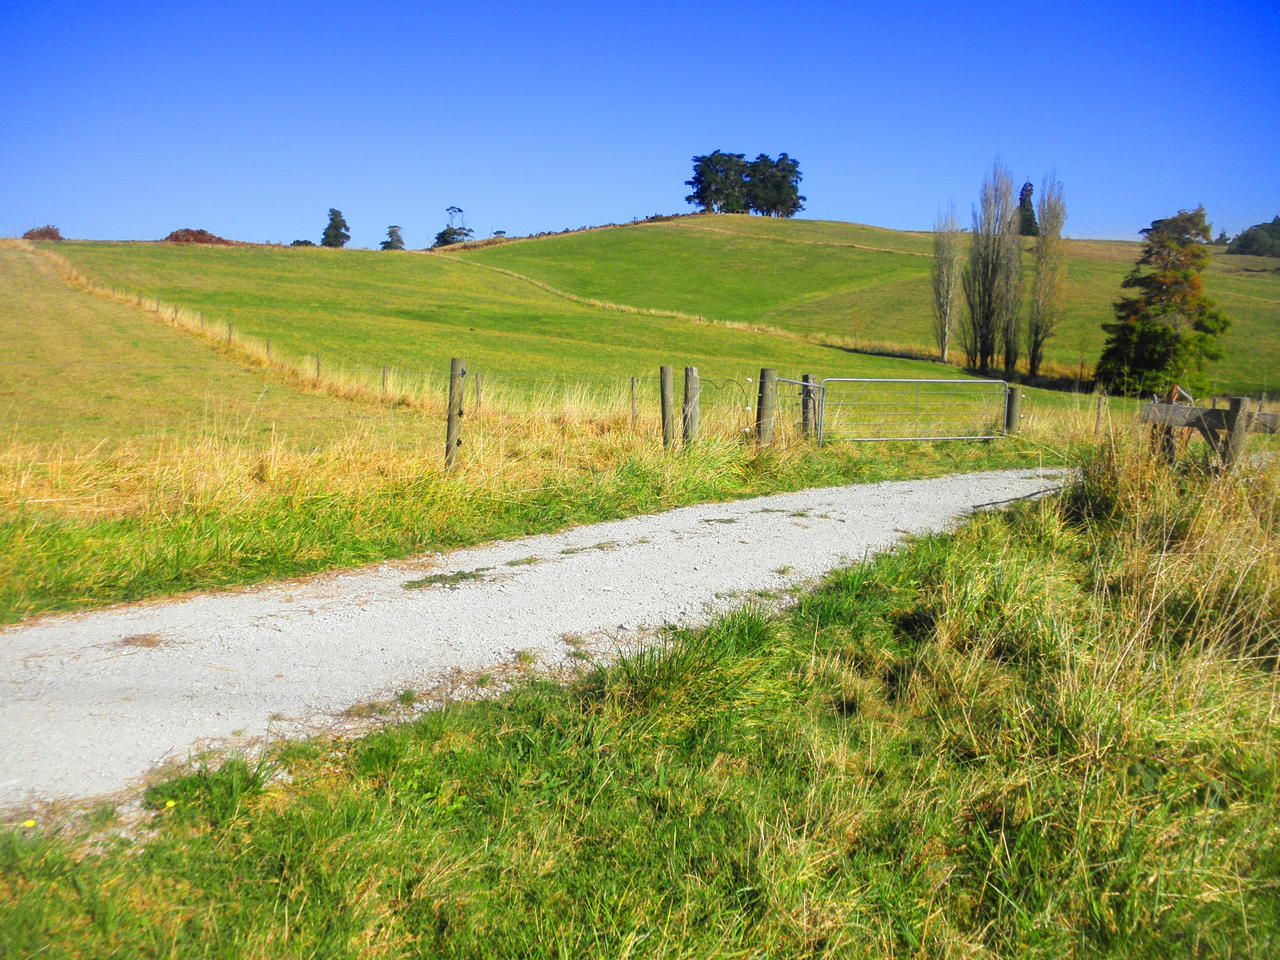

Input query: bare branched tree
[1027,174,1067,379]
[931,206,962,363]
[962,163,1022,373]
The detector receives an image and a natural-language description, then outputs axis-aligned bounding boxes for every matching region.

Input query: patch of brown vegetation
[162,228,234,246]
[22,225,63,242]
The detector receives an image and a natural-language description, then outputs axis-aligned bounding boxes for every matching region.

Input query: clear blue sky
[2,1,1276,248]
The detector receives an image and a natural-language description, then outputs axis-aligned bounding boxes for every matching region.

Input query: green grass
[6,449,1276,957]
[52,237,985,391]
[0,245,424,450]
[0,436,1047,625]
[3,242,1086,624]
[462,215,1280,394]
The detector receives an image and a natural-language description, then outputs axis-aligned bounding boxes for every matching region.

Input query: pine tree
[1018,181,1039,237]
[1096,207,1230,395]
[380,225,405,251]
[321,208,350,248]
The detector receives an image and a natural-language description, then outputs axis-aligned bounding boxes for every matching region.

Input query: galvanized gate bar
[815,378,1009,445]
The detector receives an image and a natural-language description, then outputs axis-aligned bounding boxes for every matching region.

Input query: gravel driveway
[0,469,1061,810]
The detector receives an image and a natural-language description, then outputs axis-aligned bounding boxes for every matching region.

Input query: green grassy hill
[459,214,1280,395]
[0,244,421,450]
[51,239,975,394]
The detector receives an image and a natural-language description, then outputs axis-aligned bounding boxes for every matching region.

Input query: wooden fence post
[225,320,233,344]
[1094,391,1107,435]
[1223,396,1251,468]
[474,371,483,411]
[445,358,466,470]
[682,366,700,445]
[1004,386,1021,435]
[630,377,638,432]
[265,339,271,360]
[381,365,389,397]
[314,355,321,384]
[801,374,815,439]
[660,366,675,449]
[755,368,777,445]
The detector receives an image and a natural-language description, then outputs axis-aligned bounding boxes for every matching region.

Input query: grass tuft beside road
[4,441,1277,957]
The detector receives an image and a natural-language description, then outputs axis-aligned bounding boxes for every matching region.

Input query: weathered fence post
[682,366,700,445]
[381,365,389,397]
[474,371,483,411]
[1094,391,1107,436]
[1223,396,1252,468]
[1003,386,1021,436]
[801,374,815,439]
[660,366,675,449]
[445,357,466,470]
[265,339,271,360]
[314,355,321,384]
[225,320,233,344]
[630,377,639,432]
[755,368,777,445]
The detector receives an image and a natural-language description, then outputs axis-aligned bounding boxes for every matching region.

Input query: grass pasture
[461,215,1280,394]
[50,237,973,393]
[5,442,1277,957]
[2,240,1079,624]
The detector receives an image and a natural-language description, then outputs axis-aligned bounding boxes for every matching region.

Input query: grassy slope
[463,215,1280,394]
[0,245,425,449]
[1,243,1057,623]
[4,453,1276,957]
[53,240,980,390]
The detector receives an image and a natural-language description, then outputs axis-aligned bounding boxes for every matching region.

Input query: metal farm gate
[780,377,1012,445]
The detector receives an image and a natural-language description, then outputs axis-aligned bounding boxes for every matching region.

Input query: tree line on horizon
[683,151,805,218]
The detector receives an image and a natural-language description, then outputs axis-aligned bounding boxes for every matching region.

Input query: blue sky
[2,1,1276,247]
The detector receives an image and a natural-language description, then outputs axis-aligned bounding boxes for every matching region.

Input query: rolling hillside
[0,243,421,450]
[459,214,1280,395]
[50,239,977,393]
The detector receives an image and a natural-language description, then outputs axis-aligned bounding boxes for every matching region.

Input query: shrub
[21,225,63,242]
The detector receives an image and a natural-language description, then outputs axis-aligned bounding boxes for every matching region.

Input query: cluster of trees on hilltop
[684,151,805,217]
[1226,216,1280,257]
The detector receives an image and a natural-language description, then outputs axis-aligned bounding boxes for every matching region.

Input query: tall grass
[3,436,1276,956]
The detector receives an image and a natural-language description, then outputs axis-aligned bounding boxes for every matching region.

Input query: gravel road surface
[1,469,1061,810]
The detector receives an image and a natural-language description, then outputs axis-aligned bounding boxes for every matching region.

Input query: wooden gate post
[682,366,700,445]
[801,374,815,439]
[660,366,675,449]
[755,368,777,445]
[445,357,466,470]
[1223,396,1252,468]
[1003,386,1021,435]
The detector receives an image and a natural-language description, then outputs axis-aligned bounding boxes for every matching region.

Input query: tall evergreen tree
[321,208,350,248]
[1018,181,1039,237]
[380,225,405,251]
[1096,207,1230,395]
